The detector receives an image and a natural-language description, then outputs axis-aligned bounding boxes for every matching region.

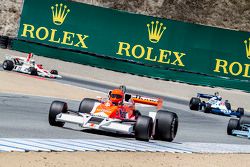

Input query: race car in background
[227,116,250,139]
[2,53,62,79]
[189,92,244,117]
[48,86,179,142]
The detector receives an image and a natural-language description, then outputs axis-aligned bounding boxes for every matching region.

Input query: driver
[109,89,124,106]
[213,92,222,101]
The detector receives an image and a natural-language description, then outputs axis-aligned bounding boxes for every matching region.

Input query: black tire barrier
[0,36,9,49]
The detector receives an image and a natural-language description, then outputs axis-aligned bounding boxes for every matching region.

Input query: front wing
[232,124,250,139]
[56,113,134,134]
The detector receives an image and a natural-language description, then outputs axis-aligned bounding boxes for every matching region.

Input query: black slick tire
[134,115,153,141]
[204,104,212,113]
[79,98,99,113]
[225,102,231,110]
[48,101,68,127]
[239,116,250,125]
[29,67,38,75]
[189,97,201,111]
[227,118,239,135]
[153,110,178,142]
[50,70,58,75]
[2,60,14,71]
[236,108,244,117]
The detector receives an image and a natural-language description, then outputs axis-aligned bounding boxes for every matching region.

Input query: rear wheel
[225,102,231,110]
[29,67,37,75]
[204,104,212,113]
[50,70,58,75]
[239,116,250,125]
[134,116,153,141]
[189,97,201,111]
[2,60,14,71]
[227,118,239,135]
[153,110,178,142]
[133,110,141,119]
[236,108,244,118]
[79,98,99,113]
[48,101,68,127]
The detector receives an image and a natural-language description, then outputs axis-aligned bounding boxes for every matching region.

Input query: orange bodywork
[94,101,135,120]
[132,95,163,110]
[92,94,163,120]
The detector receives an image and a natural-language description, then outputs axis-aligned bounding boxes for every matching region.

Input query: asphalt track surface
[0,72,249,145]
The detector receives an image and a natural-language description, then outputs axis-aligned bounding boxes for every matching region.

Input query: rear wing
[126,94,163,109]
[5,54,26,62]
[197,93,215,99]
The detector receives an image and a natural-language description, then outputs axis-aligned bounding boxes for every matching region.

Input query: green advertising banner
[16,0,250,89]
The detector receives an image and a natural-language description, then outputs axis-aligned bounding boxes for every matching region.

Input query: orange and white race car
[48,86,178,142]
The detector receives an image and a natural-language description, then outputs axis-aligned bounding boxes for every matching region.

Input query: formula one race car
[2,53,62,79]
[189,92,244,117]
[48,86,178,142]
[227,116,250,139]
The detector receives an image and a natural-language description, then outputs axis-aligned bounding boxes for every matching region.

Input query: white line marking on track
[1,138,249,153]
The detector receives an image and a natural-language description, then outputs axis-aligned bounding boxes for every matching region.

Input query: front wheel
[48,101,68,127]
[189,97,201,111]
[2,60,14,71]
[79,98,99,113]
[134,116,153,141]
[227,118,239,135]
[29,67,38,75]
[153,110,178,142]
[204,104,212,113]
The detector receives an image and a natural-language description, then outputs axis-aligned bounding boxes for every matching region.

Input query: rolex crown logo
[147,21,166,43]
[51,3,70,25]
[244,38,250,59]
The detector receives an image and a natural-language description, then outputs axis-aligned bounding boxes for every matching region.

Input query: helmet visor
[110,94,123,99]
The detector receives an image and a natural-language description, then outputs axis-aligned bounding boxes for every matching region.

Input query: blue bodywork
[196,93,243,117]
[210,108,242,117]
[197,93,215,99]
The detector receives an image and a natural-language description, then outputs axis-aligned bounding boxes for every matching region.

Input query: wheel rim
[3,62,7,68]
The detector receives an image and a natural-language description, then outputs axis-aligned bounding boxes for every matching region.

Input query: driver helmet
[109,89,124,105]
[217,96,222,100]
[30,60,35,65]
[214,92,222,100]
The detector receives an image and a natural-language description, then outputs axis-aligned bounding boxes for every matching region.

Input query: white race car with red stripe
[2,53,62,79]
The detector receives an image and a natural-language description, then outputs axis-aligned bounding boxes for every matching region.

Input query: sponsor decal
[244,38,250,59]
[20,3,89,49]
[213,38,250,78]
[116,21,187,67]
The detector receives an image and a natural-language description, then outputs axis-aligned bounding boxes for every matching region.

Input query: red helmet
[109,89,124,104]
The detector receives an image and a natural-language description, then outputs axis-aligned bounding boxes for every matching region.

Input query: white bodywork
[208,98,231,114]
[56,113,134,134]
[55,101,156,134]
[4,55,62,79]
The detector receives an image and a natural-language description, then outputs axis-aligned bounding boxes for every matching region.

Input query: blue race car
[189,92,244,117]
[227,116,250,139]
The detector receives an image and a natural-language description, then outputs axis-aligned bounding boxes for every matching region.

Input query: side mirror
[119,85,126,93]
